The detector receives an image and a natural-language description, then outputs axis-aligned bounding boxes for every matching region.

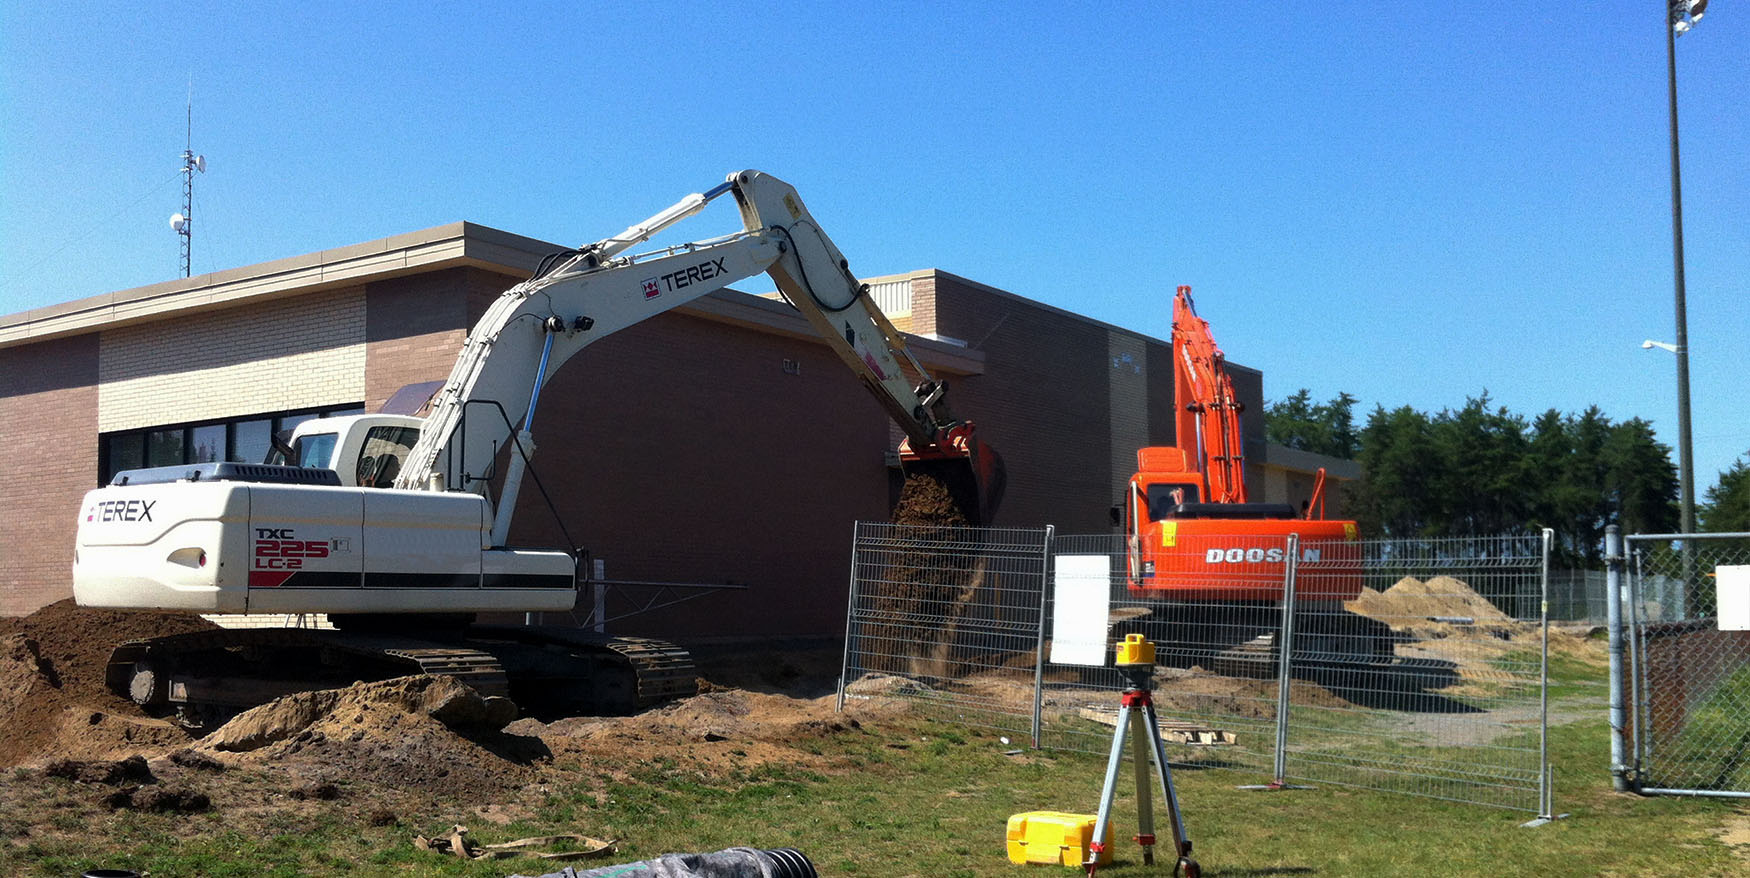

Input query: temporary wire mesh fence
[836,522,1053,739]
[839,524,1554,815]
[1283,533,1550,812]
[1625,532,1750,797]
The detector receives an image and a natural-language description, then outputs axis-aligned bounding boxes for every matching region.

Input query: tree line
[1266,390,1749,565]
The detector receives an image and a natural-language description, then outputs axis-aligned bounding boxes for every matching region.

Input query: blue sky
[2,2,1745,490]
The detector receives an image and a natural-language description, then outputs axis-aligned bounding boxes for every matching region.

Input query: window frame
[97,403,365,485]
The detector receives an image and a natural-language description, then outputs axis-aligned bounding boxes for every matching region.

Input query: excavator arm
[395,170,1001,533]
[1172,285,1248,504]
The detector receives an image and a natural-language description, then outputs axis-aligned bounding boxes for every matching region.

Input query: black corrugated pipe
[509,847,817,878]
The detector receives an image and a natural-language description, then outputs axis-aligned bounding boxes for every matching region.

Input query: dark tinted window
[232,419,273,464]
[146,430,184,467]
[190,425,225,463]
[97,403,363,484]
[106,433,144,474]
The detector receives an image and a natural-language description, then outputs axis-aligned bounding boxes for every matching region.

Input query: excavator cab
[897,422,1006,525]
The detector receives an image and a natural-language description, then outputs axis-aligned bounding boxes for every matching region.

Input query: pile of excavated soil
[1346,575,1515,628]
[199,675,545,799]
[949,667,1351,722]
[0,599,214,766]
[513,688,895,780]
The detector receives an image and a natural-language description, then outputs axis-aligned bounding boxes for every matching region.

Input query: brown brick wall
[501,309,891,638]
[365,269,471,412]
[1228,367,1269,497]
[926,275,1112,532]
[1145,339,1177,447]
[0,335,98,615]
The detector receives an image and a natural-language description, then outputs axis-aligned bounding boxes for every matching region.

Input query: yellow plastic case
[1006,811,1113,867]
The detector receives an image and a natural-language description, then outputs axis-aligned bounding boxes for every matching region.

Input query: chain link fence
[1621,531,1750,797]
[840,523,1554,816]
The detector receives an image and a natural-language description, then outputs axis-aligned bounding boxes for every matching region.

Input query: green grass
[6,659,1750,876]
[1661,664,1750,792]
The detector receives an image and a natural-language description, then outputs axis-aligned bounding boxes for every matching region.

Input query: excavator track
[469,625,698,714]
[106,624,694,730]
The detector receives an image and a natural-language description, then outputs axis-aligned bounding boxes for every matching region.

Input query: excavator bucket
[897,423,1007,525]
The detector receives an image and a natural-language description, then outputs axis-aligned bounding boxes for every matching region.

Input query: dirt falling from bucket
[867,474,987,678]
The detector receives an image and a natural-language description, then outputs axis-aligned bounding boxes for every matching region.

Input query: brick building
[0,221,1303,637]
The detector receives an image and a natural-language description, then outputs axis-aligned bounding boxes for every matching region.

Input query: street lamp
[1664,0,1707,537]
[1642,339,1679,354]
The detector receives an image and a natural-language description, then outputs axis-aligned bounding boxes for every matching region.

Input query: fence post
[1271,533,1300,787]
[1538,527,1555,821]
[1605,525,1629,792]
[836,521,864,713]
[1030,525,1055,749]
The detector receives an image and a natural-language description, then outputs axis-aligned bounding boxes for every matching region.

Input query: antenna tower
[170,84,206,277]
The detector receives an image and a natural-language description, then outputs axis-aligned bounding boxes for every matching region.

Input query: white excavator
[72,170,1003,727]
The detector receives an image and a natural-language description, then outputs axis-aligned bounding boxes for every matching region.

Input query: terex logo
[88,499,154,523]
[1204,547,1323,564]
[654,257,729,294]
[252,528,330,570]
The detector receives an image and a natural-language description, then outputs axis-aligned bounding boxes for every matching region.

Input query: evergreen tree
[1702,453,1750,533]
[1345,395,1678,560]
[1265,389,1360,459]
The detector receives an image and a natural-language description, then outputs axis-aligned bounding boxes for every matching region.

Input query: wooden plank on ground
[1076,707,1236,746]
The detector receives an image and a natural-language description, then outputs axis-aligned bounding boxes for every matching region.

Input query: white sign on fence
[1717,565,1750,631]
[1049,554,1112,667]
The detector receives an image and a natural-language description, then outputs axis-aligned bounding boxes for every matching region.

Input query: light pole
[1664,0,1706,536]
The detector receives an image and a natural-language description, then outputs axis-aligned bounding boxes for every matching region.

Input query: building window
[98,403,365,485]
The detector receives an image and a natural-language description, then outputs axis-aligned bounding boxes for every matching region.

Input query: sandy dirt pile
[198,675,545,799]
[1346,576,1515,628]
[513,687,891,780]
[0,599,214,766]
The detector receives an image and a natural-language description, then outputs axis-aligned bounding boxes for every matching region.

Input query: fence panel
[838,522,1053,739]
[1627,533,1750,797]
[1035,533,1286,776]
[840,524,1551,814]
[1284,534,1550,812]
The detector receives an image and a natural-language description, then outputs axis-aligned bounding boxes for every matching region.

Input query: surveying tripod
[1085,634,1199,878]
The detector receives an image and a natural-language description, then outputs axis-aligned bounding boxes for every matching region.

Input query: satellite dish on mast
[169,213,188,233]
[193,155,206,173]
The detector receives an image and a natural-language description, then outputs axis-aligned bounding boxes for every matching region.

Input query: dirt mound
[204,674,516,753]
[0,599,215,766]
[519,688,886,779]
[1346,576,1515,627]
[200,675,546,799]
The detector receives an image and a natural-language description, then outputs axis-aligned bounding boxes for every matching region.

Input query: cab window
[268,432,339,469]
[1145,483,1200,521]
[356,426,420,487]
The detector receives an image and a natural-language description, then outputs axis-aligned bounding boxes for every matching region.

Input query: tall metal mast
[172,86,205,277]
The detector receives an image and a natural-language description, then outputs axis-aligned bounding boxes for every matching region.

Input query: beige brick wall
[98,288,366,430]
[0,334,98,615]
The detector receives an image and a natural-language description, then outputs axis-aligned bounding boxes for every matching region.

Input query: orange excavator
[1113,286,1391,676]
